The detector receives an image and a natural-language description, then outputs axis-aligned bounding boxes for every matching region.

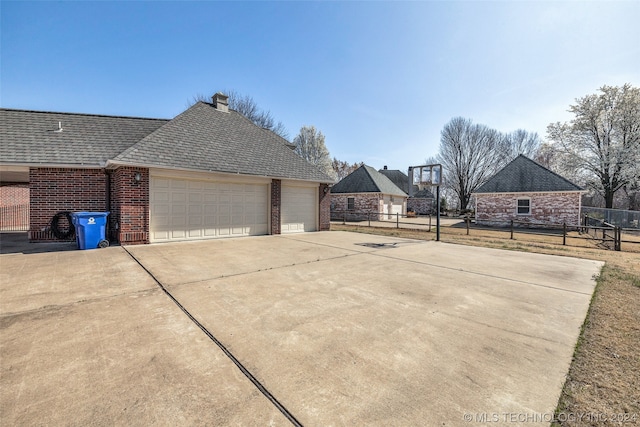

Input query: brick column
[271,179,281,235]
[319,183,331,231]
[110,167,149,245]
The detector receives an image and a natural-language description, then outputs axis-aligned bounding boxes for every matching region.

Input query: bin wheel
[98,240,110,248]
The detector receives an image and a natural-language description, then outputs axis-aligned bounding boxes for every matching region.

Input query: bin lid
[71,211,110,217]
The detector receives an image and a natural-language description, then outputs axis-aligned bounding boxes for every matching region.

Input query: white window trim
[516,197,531,215]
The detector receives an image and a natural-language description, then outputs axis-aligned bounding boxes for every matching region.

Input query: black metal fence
[0,204,29,231]
[581,206,640,230]
[582,214,621,251]
[331,210,634,251]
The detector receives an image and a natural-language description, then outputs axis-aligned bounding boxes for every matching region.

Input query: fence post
[563,222,566,246]
[343,211,346,225]
[396,212,399,228]
[510,220,514,240]
[429,214,432,232]
[368,211,370,227]
[466,216,470,235]
[616,226,621,251]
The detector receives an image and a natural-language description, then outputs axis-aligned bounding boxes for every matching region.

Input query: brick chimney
[212,93,229,113]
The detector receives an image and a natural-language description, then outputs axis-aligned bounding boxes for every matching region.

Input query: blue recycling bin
[71,212,110,250]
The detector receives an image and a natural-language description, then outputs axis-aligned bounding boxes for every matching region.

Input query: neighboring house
[0,94,333,245]
[473,155,584,227]
[330,165,407,220]
[378,166,435,215]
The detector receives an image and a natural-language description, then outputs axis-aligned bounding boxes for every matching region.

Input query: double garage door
[150,175,317,242]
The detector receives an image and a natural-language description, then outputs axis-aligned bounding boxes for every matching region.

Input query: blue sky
[2,1,639,171]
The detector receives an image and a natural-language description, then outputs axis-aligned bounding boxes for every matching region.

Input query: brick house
[378,166,435,215]
[330,165,407,220]
[0,94,333,245]
[473,155,584,227]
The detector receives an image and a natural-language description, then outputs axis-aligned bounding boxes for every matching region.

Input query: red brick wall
[319,183,330,231]
[29,168,107,241]
[476,192,582,227]
[271,179,281,235]
[110,167,149,245]
[0,183,30,230]
[0,184,29,206]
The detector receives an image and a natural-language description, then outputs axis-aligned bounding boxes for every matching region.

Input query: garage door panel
[282,185,317,233]
[151,176,268,242]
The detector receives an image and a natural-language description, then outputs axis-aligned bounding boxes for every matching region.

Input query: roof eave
[473,189,586,195]
[0,161,105,169]
[106,160,334,184]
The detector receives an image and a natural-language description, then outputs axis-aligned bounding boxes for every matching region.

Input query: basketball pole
[436,185,440,242]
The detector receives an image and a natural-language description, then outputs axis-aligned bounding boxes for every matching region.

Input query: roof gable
[331,165,407,197]
[378,169,409,193]
[475,155,583,194]
[0,108,167,166]
[113,102,333,182]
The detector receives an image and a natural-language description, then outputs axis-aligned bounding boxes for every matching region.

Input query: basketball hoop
[408,163,443,241]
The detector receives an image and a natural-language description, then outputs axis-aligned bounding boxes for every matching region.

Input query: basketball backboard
[410,164,442,186]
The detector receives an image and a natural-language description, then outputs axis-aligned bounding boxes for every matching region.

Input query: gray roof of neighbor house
[378,168,435,198]
[0,104,333,183]
[0,108,167,166]
[113,102,333,182]
[474,155,583,194]
[331,165,408,197]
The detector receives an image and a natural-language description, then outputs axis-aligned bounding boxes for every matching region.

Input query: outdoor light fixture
[134,172,142,183]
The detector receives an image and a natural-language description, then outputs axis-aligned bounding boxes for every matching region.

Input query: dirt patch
[332,223,640,426]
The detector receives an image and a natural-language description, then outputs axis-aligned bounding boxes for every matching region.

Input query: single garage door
[150,176,268,242]
[281,185,317,233]
[382,195,404,219]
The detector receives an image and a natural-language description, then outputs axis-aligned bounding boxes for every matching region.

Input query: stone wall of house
[110,167,149,245]
[476,192,582,227]
[330,193,382,220]
[319,183,331,231]
[408,197,434,215]
[29,168,108,241]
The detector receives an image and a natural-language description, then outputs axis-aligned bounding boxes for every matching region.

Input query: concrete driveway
[1,231,603,426]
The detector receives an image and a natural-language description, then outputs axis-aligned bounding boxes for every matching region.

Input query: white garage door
[281,185,317,233]
[382,195,404,219]
[150,176,268,242]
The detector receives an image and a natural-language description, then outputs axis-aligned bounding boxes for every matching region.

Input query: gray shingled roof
[0,108,167,166]
[331,165,407,196]
[113,102,333,182]
[475,155,583,193]
[1,104,333,183]
[378,168,434,198]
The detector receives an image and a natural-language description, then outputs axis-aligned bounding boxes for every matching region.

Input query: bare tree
[503,129,541,159]
[293,126,336,180]
[437,117,505,210]
[189,90,289,140]
[547,84,640,208]
[331,158,363,181]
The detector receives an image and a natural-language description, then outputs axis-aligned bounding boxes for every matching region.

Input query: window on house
[347,197,355,210]
[517,198,531,215]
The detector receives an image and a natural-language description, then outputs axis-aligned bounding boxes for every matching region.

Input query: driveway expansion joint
[121,246,303,427]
